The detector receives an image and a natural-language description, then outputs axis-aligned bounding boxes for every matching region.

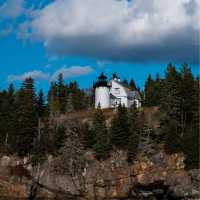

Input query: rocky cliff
[0,150,199,200]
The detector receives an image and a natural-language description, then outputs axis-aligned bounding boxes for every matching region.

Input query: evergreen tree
[0,85,16,153]
[127,104,140,162]
[82,122,94,149]
[36,89,46,117]
[181,71,199,169]
[92,106,110,159]
[31,120,56,165]
[110,104,130,148]
[57,73,67,113]
[69,81,88,111]
[54,126,66,153]
[14,78,38,156]
[122,79,129,87]
[160,64,183,153]
[129,79,136,90]
[48,82,60,115]
[144,75,156,106]
[154,73,162,105]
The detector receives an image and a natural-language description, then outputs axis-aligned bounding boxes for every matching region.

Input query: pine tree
[37,89,46,117]
[48,82,60,115]
[144,75,156,106]
[182,74,199,169]
[110,104,130,148]
[57,73,67,113]
[127,104,140,162]
[122,79,129,87]
[129,79,136,90]
[14,77,38,156]
[154,73,162,105]
[0,85,16,153]
[179,64,195,131]
[82,122,94,149]
[160,65,183,153]
[92,106,110,159]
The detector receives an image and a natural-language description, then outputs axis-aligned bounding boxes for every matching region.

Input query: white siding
[95,78,142,109]
[95,87,110,109]
[110,80,128,107]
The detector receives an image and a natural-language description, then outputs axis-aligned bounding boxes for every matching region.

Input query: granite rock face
[0,150,199,200]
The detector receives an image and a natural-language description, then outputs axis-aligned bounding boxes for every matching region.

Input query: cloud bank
[8,66,94,82]
[8,70,49,82]
[0,0,25,19]
[50,66,94,81]
[31,0,200,63]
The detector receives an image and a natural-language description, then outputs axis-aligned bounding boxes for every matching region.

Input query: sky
[0,0,199,92]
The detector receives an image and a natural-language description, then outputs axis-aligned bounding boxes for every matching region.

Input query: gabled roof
[111,79,131,94]
[111,79,141,100]
[128,91,142,100]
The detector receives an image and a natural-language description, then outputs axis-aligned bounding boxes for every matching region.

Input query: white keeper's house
[94,73,142,109]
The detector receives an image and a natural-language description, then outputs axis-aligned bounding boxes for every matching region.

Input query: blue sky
[0,0,199,92]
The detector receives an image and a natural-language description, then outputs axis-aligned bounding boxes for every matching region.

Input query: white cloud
[0,0,25,19]
[8,66,94,82]
[50,66,94,81]
[31,0,200,63]
[8,70,50,82]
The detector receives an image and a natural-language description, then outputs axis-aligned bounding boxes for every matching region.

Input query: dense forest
[0,63,199,169]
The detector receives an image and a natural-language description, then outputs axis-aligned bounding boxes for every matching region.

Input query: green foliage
[91,107,110,159]
[122,79,129,87]
[127,105,141,162]
[144,74,163,106]
[0,64,198,169]
[160,63,199,168]
[144,75,156,106]
[0,84,16,153]
[54,126,66,152]
[48,76,92,115]
[110,104,130,148]
[82,122,94,148]
[37,89,47,117]
[14,78,38,156]
[129,79,137,90]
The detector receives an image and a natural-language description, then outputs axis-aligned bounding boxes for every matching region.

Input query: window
[115,98,121,105]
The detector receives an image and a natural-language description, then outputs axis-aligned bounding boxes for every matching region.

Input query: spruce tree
[57,73,67,113]
[182,74,199,169]
[15,77,38,156]
[144,74,156,106]
[129,79,137,90]
[154,73,162,105]
[92,106,110,159]
[0,85,16,153]
[37,89,46,117]
[82,122,94,149]
[160,64,183,153]
[127,104,140,162]
[48,82,60,115]
[122,79,129,87]
[110,104,130,148]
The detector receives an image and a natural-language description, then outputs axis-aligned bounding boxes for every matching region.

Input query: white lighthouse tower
[94,73,110,109]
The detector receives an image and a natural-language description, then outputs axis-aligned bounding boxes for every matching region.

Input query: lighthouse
[94,73,110,109]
